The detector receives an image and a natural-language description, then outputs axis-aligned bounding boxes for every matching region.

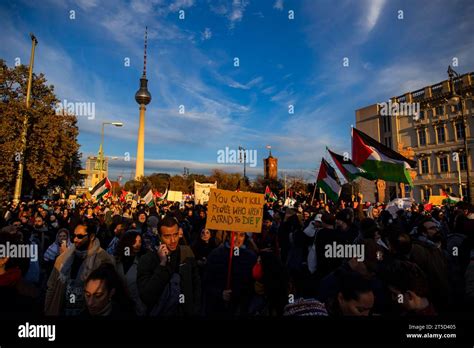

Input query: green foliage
[0,59,82,198]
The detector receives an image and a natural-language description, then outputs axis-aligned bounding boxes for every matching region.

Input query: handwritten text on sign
[206,189,264,233]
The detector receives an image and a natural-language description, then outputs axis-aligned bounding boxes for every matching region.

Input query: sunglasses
[72,234,89,240]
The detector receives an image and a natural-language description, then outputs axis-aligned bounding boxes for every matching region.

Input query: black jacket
[137,245,201,316]
[204,244,257,316]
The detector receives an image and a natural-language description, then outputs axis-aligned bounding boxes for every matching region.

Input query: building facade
[356,71,474,203]
[80,155,109,190]
[263,151,278,180]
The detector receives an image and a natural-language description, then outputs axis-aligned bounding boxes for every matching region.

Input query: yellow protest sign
[206,188,264,233]
[167,190,183,202]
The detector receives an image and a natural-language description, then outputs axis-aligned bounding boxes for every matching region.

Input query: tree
[0,59,82,199]
[208,169,244,191]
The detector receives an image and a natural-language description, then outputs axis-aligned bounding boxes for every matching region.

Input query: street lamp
[98,122,123,180]
[238,146,248,184]
[13,34,38,204]
[447,66,471,203]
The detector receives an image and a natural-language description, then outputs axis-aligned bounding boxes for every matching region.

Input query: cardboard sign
[167,190,183,202]
[194,181,217,205]
[206,188,264,233]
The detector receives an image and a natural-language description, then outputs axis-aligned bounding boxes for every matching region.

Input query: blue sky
[1,0,473,182]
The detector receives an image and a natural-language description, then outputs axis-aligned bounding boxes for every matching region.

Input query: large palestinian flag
[264,185,277,202]
[327,147,375,182]
[352,128,416,185]
[90,177,112,200]
[441,189,462,204]
[317,158,341,202]
[139,185,155,207]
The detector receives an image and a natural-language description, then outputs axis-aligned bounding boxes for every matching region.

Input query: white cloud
[360,0,386,34]
[75,0,98,10]
[273,0,284,11]
[229,0,249,28]
[201,27,212,41]
[169,0,195,12]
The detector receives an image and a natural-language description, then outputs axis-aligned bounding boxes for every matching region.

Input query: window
[436,106,444,116]
[427,109,433,118]
[462,185,468,199]
[421,159,429,174]
[418,129,426,146]
[451,104,461,113]
[384,136,392,149]
[382,116,391,133]
[456,122,465,140]
[404,185,412,198]
[423,187,432,200]
[439,157,449,172]
[460,153,468,171]
[419,110,425,120]
[437,126,445,143]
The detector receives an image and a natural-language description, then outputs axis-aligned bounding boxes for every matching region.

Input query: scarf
[57,238,102,283]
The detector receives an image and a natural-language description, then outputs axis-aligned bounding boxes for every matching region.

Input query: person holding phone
[44,228,71,268]
[137,215,201,316]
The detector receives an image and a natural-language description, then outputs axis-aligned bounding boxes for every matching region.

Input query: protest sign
[167,190,183,202]
[194,181,217,205]
[206,188,264,233]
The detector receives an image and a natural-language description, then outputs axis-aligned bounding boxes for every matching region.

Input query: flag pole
[310,181,317,205]
[226,231,235,290]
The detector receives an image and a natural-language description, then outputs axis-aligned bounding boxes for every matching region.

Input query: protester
[383,260,436,316]
[106,222,127,255]
[204,231,257,316]
[43,228,71,274]
[82,263,133,317]
[44,220,114,315]
[0,232,40,316]
[115,231,147,316]
[137,215,201,316]
[325,271,375,316]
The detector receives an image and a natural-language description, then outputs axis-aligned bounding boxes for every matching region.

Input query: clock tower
[263,146,278,180]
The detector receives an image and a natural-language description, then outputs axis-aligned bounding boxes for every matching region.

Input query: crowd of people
[1,193,473,317]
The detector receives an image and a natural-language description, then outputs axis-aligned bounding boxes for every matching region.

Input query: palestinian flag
[441,190,462,204]
[264,186,277,202]
[317,158,341,202]
[352,128,417,185]
[139,185,154,207]
[157,182,170,201]
[120,189,128,203]
[327,147,375,182]
[90,177,112,200]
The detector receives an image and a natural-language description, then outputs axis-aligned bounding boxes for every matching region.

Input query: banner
[206,188,264,233]
[167,190,183,202]
[194,181,217,205]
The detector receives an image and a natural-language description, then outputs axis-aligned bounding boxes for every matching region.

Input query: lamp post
[99,122,123,180]
[238,146,247,184]
[447,66,471,203]
[13,34,38,204]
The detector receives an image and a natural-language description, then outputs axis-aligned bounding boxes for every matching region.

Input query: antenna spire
[143,26,148,77]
